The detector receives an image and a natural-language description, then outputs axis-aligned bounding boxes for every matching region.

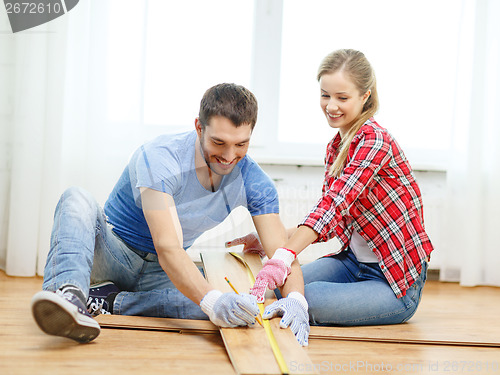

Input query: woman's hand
[250,248,296,302]
[225,232,266,258]
[263,292,310,346]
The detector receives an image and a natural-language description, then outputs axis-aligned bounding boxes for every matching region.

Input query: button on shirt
[300,118,434,298]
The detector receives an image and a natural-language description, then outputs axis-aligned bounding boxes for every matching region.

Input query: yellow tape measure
[229,252,289,375]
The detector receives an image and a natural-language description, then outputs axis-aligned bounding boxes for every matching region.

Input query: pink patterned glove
[250,248,296,303]
[225,232,266,258]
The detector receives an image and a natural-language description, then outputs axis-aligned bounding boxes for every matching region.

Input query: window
[106,0,253,133]
[273,0,464,169]
[105,0,468,170]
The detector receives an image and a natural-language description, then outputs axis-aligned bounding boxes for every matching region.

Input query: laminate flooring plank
[96,315,500,348]
[201,252,318,375]
[96,273,500,348]
[96,314,217,333]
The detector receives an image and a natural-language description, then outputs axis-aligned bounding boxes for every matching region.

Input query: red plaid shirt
[300,118,434,298]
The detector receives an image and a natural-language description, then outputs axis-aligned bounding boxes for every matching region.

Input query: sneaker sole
[90,281,116,288]
[31,291,100,343]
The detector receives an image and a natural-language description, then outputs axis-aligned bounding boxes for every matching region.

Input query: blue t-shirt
[104,131,279,253]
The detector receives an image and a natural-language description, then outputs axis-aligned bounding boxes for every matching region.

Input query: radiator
[189,169,444,268]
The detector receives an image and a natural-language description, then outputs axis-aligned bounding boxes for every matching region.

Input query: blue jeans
[42,187,207,320]
[302,248,427,326]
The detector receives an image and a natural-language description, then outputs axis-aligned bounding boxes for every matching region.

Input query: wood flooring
[1,269,499,374]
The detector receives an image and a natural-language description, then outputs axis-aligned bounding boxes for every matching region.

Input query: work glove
[200,290,260,328]
[225,232,266,258]
[263,292,310,346]
[250,248,296,303]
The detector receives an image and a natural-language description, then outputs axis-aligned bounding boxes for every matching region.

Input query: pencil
[224,276,263,327]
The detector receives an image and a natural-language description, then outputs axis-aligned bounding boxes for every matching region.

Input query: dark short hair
[199,83,258,130]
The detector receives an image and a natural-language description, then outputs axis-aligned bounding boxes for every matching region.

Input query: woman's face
[319,70,370,137]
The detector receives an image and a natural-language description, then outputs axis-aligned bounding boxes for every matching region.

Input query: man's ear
[195,118,203,137]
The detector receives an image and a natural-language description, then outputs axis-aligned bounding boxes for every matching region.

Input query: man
[31,83,289,343]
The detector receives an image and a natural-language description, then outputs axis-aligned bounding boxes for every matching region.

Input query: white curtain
[2,3,87,276]
[1,1,140,276]
[441,0,500,286]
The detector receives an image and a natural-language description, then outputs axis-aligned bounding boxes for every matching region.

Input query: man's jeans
[302,248,427,326]
[42,187,207,319]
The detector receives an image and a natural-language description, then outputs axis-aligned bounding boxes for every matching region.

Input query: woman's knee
[304,282,331,324]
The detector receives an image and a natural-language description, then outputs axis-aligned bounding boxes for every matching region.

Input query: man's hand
[200,290,260,327]
[250,248,296,303]
[263,292,310,346]
[225,232,266,258]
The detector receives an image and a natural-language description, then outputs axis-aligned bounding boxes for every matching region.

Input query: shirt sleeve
[301,128,393,242]
[134,143,181,196]
[242,158,280,216]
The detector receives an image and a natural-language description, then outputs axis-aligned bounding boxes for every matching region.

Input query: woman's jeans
[302,248,427,326]
[42,187,207,320]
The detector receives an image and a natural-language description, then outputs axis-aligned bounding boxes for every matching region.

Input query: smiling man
[31,83,288,343]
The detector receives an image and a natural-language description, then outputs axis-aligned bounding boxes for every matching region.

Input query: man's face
[196,115,252,176]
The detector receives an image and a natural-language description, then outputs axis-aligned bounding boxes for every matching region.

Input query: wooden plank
[97,278,500,349]
[96,314,217,334]
[201,252,318,375]
[96,315,500,348]
[308,317,500,347]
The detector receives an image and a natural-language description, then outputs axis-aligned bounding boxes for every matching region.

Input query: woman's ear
[362,90,371,104]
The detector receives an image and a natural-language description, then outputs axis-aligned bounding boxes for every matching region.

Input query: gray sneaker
[31,290,101,343]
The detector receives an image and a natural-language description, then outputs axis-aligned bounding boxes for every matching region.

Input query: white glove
[263,292,310,346]
[200,290,260,328]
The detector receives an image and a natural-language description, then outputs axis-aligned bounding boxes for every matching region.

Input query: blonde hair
[318,49,379,177]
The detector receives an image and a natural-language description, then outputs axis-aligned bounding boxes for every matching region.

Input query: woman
[229,49,434,335]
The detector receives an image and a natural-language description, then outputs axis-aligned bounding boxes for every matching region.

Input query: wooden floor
[1,270,499,375]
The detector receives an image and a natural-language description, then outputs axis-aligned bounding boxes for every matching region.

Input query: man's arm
[141,187,260,328]
[251,213,287,258]
[140,187,211,304]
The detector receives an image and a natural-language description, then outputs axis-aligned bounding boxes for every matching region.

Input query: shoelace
[86,297,111,317]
